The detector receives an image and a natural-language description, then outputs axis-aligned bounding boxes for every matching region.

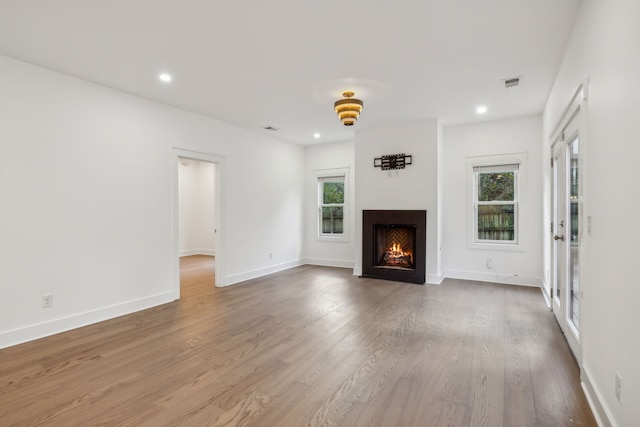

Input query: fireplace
[362,210,426,284]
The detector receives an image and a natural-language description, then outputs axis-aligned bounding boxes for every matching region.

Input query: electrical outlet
[42,294,53,308]
[269,252,273,259]
[486,258,493,270]
[615,372,622,402]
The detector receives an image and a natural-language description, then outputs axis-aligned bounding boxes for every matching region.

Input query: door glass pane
[569,139,580,330]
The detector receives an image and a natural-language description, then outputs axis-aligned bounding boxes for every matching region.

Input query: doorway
[178,158,217,292]
[551,114,582,362]
[171,148,224,299]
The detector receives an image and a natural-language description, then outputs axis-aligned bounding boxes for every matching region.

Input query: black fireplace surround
[362,210,426,284]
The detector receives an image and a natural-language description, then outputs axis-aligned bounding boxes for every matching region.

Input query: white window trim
[315,167,350,243]
[467,153,527,251]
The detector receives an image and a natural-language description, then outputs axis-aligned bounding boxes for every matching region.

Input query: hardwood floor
[0,255,596,426]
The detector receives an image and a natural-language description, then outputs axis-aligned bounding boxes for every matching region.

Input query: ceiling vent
[504,77,520,88]
[263,126,278,131]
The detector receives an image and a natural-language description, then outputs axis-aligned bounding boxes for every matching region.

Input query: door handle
[554,235,565,242]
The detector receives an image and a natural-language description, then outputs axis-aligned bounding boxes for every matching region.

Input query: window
[318,175,345,236]
[473,163,519,244]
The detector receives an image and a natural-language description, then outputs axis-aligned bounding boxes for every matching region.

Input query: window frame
[468,153,527,250]
[315,168,349,242]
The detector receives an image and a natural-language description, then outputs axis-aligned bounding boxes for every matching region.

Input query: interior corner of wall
[581,364,616,427]
[426,274,444,285]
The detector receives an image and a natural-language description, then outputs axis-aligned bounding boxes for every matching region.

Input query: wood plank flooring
[0,255,596,426]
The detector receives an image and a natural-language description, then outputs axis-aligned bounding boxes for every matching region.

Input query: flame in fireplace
[384,242,413,267]
[389,242,411,256]
[390,243,403,254]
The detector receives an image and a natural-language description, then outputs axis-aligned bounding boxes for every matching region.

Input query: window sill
[316,235,350,243]
[468,241,522,252]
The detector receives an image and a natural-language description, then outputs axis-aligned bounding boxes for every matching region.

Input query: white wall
[442,115,543,286]
[179,160,216,256]
[354,120,441,283]
[543,1,640,425]
[196,162,216,254]
[0,55,304,349]
[303,140,355,268]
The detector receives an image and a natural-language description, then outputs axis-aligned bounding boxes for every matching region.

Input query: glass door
[551,143,565,318]
[551,118,581,362]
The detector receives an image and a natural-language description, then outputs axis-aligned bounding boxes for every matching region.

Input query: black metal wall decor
[374,153,412,170]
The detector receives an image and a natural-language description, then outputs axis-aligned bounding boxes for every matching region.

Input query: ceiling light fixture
[476,105,488,115]
[313,133,321,139]
[334,92,364,126]
[159,73,172,82]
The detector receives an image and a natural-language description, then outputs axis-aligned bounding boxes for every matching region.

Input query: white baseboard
[426,274,444,285]
[223,259,304,287]
[541,276,549,291]
[303,258,354,269]
[540,277,552,307]
[540,284,552,308]
[180,249,215,257]
[443,269,541,287]
[352,266,362,276]
[0,291,176,350]
[582,365,615,427]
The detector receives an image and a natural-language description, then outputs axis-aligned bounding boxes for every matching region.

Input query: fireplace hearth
[362,210,426,284]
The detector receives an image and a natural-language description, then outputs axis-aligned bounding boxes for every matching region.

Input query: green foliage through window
[320,180,344,235]
[322,182,344,204]
[478,172,514,201]
[475,167,518,243]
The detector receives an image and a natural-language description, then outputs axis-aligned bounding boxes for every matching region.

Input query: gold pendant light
[334,92,364,126]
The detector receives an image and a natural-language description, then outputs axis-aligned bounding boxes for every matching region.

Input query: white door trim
[170,148,226,298]
[548,81,588,364]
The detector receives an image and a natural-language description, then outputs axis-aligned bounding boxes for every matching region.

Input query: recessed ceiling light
[476,105,488,115]
[159,73,172,83]
[313,133,321,139]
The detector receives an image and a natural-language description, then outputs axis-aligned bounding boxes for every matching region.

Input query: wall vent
[504,77,520,88]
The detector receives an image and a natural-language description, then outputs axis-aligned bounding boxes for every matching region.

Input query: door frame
[170,148,225,299]
[548,82,588,363]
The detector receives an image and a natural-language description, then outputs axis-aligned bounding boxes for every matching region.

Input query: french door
[551,117,582,362]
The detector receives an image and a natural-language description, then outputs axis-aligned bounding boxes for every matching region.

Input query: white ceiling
[0,0,582,145]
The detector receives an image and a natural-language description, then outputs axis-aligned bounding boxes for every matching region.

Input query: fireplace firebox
[362,210,426,284]
[374,225,416,269]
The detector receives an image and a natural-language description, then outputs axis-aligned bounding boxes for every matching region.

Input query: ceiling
[0,0,582,145]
